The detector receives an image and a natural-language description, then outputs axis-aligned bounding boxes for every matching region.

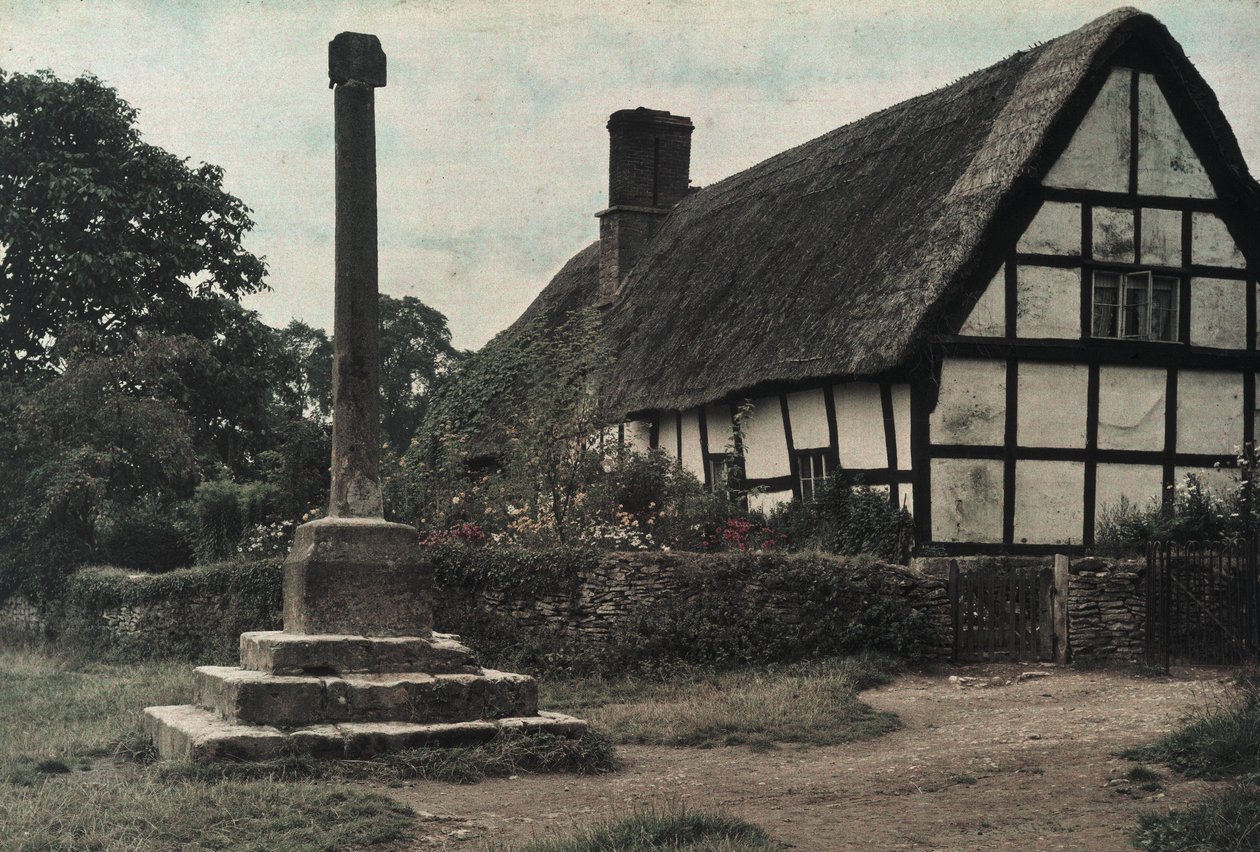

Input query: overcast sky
[4,1,1258,350]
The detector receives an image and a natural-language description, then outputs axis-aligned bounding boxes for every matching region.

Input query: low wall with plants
[2,549,951,672]
[429,548,953,674]
[0,593,56,642]
[55,559,283,662]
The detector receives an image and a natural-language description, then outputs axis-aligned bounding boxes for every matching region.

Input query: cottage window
[707,456,730,495]
[797,451,831,502]
[1092,270,1179,342]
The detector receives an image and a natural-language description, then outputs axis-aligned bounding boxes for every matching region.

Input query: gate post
[1052,554,1070,664]
[949,559,960,663]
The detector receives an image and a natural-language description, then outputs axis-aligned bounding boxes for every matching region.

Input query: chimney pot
[597,107,693,302]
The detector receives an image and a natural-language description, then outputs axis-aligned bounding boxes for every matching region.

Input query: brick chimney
[596,107,693,301]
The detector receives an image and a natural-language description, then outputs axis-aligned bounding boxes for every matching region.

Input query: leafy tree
[379,294,462,452]
[0,328,206,595]
[275,320,332,420]
[0,69,266,371]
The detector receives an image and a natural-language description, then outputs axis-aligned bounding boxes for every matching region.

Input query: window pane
[1123,277,1149,338]
[1092,272,1121,338]
[1151,277,1179,341]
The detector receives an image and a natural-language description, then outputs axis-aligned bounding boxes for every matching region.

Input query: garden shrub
[1096,470,1254,551]
[767,473,914,562]
[95,498,193,572]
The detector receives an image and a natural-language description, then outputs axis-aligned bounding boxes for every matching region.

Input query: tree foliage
[0,69,266,370]
[379,294,462,452]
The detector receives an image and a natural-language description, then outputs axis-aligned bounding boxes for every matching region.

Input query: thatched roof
[492,7,1260,419]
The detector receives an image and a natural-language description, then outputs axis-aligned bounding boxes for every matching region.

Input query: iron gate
[1146,540,1260,668]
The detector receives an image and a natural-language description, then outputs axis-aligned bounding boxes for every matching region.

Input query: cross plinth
[141,33,585,762]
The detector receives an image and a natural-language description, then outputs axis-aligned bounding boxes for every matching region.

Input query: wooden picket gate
[949,558,1069,663]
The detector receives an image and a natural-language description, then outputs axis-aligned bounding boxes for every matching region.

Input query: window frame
[1091,268,1180,343]
[796,449,832,503]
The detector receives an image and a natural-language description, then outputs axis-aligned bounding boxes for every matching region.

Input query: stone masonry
[143,32,584,761]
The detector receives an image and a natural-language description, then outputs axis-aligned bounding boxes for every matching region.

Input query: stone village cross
[143,34,585,761]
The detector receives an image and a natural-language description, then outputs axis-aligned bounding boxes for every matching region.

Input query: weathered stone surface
[194,665,538,727]
[143,704,287,762]
[283,517,432,637]
[240,630,476,675]
[145,704,585,762]
[328,32,386,88]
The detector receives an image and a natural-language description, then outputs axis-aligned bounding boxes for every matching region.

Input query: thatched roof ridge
[495,7,1260,418]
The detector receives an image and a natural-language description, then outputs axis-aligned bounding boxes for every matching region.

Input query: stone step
[194,665,538,728]
[144,704,587,763]
[239,630,478,676]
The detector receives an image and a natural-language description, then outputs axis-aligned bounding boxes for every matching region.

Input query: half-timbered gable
[462,8,1260,554]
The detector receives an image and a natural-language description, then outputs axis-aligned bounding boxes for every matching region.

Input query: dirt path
[385,664,1232,850]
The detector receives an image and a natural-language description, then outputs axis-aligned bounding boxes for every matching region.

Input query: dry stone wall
[0,594,54,642]
[2,550,1148,665]
[438,551,955,662]
[1067,557,1147,662]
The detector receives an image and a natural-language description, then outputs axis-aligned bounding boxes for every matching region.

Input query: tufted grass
[541,653,901,747]
[1127,670,1260,850]
[505,805,783,851]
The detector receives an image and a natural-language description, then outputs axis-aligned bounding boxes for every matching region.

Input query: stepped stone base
[194,665,539,727]
[239,631,479,676]
[146,626,586,762]
[144,704,588,762]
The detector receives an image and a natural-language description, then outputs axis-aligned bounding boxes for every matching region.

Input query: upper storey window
[1092,270,1178,342]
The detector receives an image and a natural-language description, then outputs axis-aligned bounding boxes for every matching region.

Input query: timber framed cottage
[482,8,1260,554]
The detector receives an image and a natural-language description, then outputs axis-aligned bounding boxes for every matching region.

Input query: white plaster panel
[930,458,1004,543]
[959,267,1005,337]
[1017,202,1082,255]
[1095,463,1165,519]
[680,409,704,479]
[705,403,734,452]
[1192,213,1246,268]
[1174,466,1238,497]
[1177,370,1243,454]
[741,397,790,480]
[929,359,1005,446]
[785,388,830,450]
[1016,266,1081,339]
[1045,68,1130,193]
[1138,73,1215,199]
[1092,206,1136,263]
[1141,207,1182,267]
[892,384,912,471]
[1014,460,1085,545]
[748,489,793,516]
[834,382,888,469]
[1190,277,1247,350]
[624,420,652,455]
[1098,366,1166,451]
[1017,362,1088,448]
[658,413,678,460]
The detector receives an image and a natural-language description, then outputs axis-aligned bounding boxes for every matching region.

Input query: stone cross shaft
[329,32,387,519]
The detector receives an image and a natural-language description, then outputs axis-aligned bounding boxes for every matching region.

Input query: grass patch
[512,806,783,851]
[0,646,191,769]
[157,729,618,785]
[542,654,901,747]
[1133,786,1260,851]
[0,778,414,851]
[1123,671,1260,781]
